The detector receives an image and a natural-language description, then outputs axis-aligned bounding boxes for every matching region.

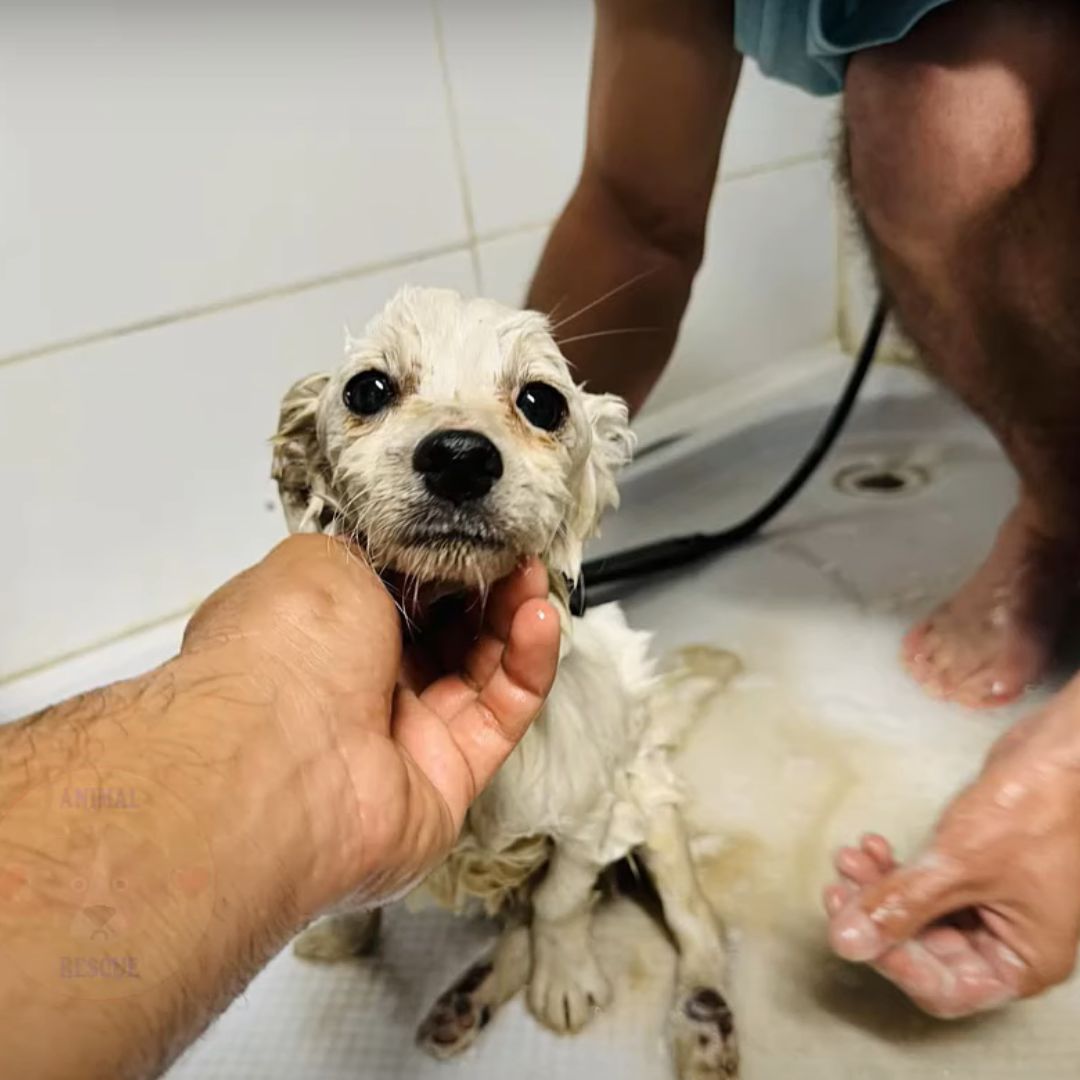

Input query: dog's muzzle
[413,429,503,506]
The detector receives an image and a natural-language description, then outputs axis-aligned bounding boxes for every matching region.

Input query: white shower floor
[5,361,1079,1078]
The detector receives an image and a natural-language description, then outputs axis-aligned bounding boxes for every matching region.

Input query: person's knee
[844,49,1038,262]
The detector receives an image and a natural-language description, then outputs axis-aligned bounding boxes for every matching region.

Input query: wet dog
[272,286,738,1077]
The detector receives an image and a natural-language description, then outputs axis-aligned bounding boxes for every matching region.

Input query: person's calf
[842,0,1080,705]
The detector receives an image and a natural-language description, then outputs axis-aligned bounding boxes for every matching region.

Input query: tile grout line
[0,151,827,374]
[0,603,197,691]
[721,148,825,183]
[0,239,473,372]
[430,0,483,293]
[3,339,852,691]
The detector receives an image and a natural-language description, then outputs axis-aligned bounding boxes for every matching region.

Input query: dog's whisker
[556,326,661,348]
[549,268,658,332]
[544,293,570,323]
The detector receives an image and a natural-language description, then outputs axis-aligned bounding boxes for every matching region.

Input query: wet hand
[823,681,1080,1017]
[182,535,560,913]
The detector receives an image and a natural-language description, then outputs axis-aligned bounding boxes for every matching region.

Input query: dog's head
[272,286,633,591]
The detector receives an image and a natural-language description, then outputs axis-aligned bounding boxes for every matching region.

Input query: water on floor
[16,362,1080,1079]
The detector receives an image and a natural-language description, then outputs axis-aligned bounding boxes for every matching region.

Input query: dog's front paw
[671,986,739,1079]
[293,911,381,962]
[527,941,612,1034]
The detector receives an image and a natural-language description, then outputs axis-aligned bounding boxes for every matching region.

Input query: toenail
[478,1004,492,1029]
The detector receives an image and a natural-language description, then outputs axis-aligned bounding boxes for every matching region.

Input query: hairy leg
[844,0,1080,706]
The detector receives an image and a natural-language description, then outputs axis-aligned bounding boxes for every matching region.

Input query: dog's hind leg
[416,923,531,1059]
[527,846,612,1033]
[292,908,382,961]
[641,806,738,1079]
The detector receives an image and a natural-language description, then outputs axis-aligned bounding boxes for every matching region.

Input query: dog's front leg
[527,845,610,1033]
[641,805,738,1079]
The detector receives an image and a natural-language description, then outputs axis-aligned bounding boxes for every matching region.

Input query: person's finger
[970,926,1033,994]
[835,846,882,887]
[483,558,551,643]
[823,882,851,917]
[828,852,976,962]
[861,833,896,873]
[871,933,1017,1018]
[391,597,558,825]
[871,940,953,1006]
[444,597,559,801]
[920,924,973,961]
[423,558,554,708]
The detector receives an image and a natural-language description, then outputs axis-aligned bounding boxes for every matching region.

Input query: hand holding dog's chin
[0,537,556,1079]
[176,533,560,920]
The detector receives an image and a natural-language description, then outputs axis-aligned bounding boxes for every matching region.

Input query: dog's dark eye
[343,370,396,416]
[516,382,567,432]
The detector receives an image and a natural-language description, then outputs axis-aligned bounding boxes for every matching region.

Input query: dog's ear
[547,391,634,583]
[271,373,334,533]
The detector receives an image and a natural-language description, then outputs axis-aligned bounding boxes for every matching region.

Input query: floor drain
[833,462,930,499]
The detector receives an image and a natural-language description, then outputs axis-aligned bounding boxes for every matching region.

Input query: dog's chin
[381,532,521,591]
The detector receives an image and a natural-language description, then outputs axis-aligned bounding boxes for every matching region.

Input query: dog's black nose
[413,429,503,505]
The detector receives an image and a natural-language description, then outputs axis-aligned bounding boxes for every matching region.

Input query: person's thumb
[829,851,975,962]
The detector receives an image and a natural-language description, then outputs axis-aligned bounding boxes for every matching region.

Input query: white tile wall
[435,0,595,238]
[721,64,837,178]
[838,213,916,364]
[476,160,838,417]
[648,159,838,412]
[437,0,835,236]
[476,227,549,308]
[1,1,844,687]
[0,251,475,681]
[0,6,467,360]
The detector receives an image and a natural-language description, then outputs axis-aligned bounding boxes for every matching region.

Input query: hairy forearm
[528,0,741,414]
[0,656,319,1079]
[527,174,700,414]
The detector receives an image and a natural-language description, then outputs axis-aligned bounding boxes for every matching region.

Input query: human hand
[824,680,1080,1017]
[181,534,560,916]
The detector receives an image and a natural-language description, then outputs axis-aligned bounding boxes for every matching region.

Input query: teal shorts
[735,0,956,95]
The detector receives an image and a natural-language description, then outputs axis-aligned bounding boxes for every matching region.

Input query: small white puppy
[272,286,738,1079]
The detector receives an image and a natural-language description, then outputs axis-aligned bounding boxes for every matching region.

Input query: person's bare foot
[902,501,1078,707]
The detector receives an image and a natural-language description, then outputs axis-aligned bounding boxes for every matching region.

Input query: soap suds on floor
[661,673,1080,1079]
